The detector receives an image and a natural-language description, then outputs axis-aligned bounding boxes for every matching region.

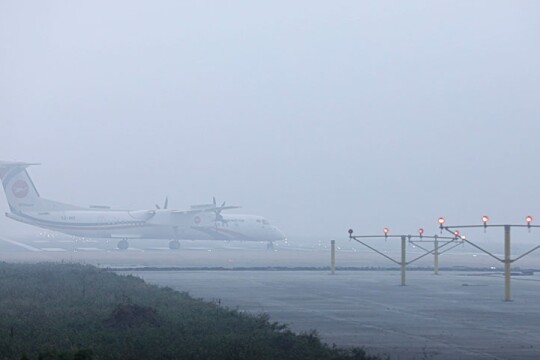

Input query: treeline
[0,263,383,360]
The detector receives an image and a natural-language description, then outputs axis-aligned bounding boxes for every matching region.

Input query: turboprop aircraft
[0,161,285,250]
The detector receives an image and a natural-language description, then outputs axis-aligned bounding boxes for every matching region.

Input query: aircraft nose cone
[274,227,286,241]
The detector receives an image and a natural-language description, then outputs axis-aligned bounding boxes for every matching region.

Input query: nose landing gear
[169,240,180,250]
[266,242,274,250]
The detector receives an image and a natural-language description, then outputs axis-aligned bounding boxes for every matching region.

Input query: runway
[1,232,539,269]
[1,233,540,359]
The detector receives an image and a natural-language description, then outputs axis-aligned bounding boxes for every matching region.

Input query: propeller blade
[206,198,238,223]
[164,196,168,210]
[155,204,160,209]
[215,205,240,211]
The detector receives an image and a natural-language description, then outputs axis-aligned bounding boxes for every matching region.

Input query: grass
[0,262,382,360]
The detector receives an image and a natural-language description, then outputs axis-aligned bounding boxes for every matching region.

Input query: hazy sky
[1,1,540,238]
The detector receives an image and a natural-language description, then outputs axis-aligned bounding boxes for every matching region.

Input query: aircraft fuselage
[6,209,284,242]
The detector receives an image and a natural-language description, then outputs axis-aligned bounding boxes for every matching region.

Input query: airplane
[0,161,286,250]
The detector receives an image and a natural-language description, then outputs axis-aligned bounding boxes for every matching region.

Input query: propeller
[213,197,225,222]
[155,196,169,210]
[211,196,240,223]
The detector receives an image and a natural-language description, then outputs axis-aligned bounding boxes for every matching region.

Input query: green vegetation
[0,263,381,360]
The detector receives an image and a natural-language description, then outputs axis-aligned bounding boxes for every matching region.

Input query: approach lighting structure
[383,227,389,239]
[433,215,540,301]
[438,217,445,229]
[418,228,424,238]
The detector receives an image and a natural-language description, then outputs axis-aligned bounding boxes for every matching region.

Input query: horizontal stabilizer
[0,161,40,168]
[0,161,81,212]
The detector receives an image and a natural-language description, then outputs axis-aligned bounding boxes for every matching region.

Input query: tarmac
[126,269,540,360]
[1,232,540,359]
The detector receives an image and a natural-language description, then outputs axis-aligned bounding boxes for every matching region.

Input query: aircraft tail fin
[0,161,80,212]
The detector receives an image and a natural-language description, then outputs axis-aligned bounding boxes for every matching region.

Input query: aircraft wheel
[117,239,129,250]
[267,242,274,250]
[169,240,180,250]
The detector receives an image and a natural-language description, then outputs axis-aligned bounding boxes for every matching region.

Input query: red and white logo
[193,216,201,224]
[12,180,29,199]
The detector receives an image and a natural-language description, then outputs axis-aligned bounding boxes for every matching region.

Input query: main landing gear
[117,239,129,250]
[169,240,180,250]
[267,242,274,250]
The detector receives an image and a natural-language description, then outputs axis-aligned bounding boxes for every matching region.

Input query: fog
[1,1,540,239]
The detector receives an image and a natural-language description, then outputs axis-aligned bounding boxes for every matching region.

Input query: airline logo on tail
[12,180,29,198]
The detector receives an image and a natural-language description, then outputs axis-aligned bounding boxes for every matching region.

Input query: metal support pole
[434,235,439,275]
[504,225,511,301]
[331,240,336,275]
[401,236,406,286]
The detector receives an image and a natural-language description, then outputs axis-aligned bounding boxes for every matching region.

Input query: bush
[0,262,382,360]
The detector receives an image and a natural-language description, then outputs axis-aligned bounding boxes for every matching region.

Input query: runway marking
[0,236,42,252]
[41,248,67,252]
[148,247,170,251]
[76,247,103,251]
[33,240,50,243]
[127,247,144,252]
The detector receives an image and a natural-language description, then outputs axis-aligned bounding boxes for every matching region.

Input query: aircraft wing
[171,205,240,214]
